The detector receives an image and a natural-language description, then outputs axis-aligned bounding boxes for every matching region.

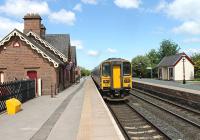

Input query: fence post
[51,84,53,98]
[55,84,57,95]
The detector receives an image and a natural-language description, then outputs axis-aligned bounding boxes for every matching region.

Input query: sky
[0,0,200,69]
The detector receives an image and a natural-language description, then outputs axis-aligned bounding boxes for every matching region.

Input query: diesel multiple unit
[91,58,132,100]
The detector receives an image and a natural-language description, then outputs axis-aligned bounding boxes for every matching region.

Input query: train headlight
[103,80,110,83]
[124,78,130,83]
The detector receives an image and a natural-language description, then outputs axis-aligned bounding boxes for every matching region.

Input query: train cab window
[123,62,131,76]
[102,63,111,76]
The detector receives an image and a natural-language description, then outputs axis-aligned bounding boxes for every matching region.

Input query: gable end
[0,29,60,68]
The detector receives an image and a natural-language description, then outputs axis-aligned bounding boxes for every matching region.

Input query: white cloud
[81,0,98,5]
[183,38,200,44]
[87,50,100,56]
[166,0,200,21]
[172,21,200,35]
[156,0,200,35]
[114,0,141,9]
[49,9,76,26]
[155,0,167,12]
[73,3,82,12]
[184,48,200,54]
[107,48,117,53]
[156,0,200,21]
[71,40,83,50]
[0,0,50,17]
[0,17,23,39]
[0,0,77,26]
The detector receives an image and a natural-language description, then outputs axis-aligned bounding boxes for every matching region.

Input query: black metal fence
[0,80,35,112]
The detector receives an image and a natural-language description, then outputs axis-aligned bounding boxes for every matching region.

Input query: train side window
[102,63,111,76]
[123,62,131,76]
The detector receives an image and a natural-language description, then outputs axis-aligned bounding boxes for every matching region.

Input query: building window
[168,68,173,80]
[0,72,4,83]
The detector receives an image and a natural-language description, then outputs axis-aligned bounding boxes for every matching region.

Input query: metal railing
[0,80,35,112]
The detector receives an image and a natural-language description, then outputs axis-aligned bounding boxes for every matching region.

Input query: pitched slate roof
[0,29,64,68]
[27,31,68,62]
[157,53,194,67]
[29,37,64,65]
[45,34,70,58]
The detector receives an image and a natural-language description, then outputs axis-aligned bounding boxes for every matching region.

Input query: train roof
[103,58,130,62]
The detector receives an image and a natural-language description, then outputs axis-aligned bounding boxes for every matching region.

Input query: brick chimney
[40,24,46,38]
[23,13,42,36]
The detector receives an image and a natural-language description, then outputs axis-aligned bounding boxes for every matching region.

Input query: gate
[0,80,35,112]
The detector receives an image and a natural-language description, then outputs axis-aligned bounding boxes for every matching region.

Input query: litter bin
[6,98,22,115]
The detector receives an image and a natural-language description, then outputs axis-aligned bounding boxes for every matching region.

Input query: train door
[112,65,121,89]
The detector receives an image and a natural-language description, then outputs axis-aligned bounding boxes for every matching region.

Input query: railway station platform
[0,77,124,140]
[133,78,200,91]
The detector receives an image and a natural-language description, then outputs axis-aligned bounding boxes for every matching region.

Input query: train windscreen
[102,63,111,76]
[123,62,131,75]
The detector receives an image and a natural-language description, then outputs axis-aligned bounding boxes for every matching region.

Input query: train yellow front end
[92,58,132,101]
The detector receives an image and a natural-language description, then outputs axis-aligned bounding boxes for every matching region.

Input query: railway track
[130,89,200,139]
[107,102,169,140]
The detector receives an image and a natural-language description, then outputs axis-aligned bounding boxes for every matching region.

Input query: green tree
[131,55,151,78]
[146,49,160,77]
[146,49,160,68]
[80,67,91,76]
[191,53,200,78]
[158,39,180,60]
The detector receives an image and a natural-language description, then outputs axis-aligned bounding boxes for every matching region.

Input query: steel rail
[106,102,131,140]
[132,88,200,114]
[107,102,169,140]
[130,90,200,129]
[125,102,171,140]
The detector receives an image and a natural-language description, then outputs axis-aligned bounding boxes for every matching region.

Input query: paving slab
[47,84,85,140]
[76,77,125,140]
[0,79,85,140]
[0,77,124,140]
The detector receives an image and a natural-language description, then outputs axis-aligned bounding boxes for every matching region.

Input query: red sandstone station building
[0,13,78,95]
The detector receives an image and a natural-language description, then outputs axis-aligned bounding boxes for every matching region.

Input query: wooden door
[27,71,37,95]
[112,65,121,89]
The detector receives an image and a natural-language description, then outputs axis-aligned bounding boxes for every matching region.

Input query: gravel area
[129,95,200,140]
[132,90,200,126]
[109,103,168,140]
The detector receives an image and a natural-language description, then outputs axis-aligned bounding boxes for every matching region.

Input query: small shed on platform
[157,53,194,81]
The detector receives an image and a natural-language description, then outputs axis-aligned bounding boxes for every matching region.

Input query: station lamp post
[182,55,186,84]
[138,62,142,79]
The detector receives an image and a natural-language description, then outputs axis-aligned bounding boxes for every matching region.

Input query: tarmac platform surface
[0,77,124,140]
[133,78,200,94]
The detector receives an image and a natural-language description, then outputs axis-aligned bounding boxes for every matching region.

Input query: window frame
[102,62,111,77]
[123,62,131,76]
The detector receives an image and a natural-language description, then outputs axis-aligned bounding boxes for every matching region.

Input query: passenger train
[91,58,132,101]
